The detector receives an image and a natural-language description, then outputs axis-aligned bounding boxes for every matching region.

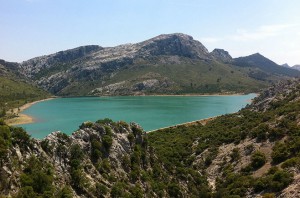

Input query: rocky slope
[9,33,298,96]
[0,119,209,197]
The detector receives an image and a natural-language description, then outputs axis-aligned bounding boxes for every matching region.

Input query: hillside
[0,60,51,118]
[149,78,300,197]
[14,33,299,96]
[0,79,300,197]
[233,53,300,81]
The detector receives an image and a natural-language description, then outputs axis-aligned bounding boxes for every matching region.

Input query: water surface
[19,94,256,138]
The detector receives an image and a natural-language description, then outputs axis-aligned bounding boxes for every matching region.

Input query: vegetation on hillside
[0,77,50,117]
[0,61,51,119]
[0,79,300,197]
[148,79,300,197]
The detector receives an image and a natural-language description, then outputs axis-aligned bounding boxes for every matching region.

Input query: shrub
[127,133,135,146]
[95,183,108,196]
[111,182,126,198]
[79,121,93,129]
[251,124,268,142]
[19,156,54,196]
[102,135,113,150]
[91,139,102,162]
[270,169,293,191]
[57,186,73,198]
[251,151,266,169]
[271,142,289,164]
[281,157,300,169]
[11,127,31,147]
[96,118,113,125]
[167,183,182,198]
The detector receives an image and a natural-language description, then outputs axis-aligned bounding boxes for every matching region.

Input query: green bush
[281,157,300,169]
[96,118,114,125]
[271,142,289,164]
[57,186,73,198]
[91,139,102,163]
[167,183,182,198]
[111,182,126,198]
[11,127,31,147]
[95,183,108,196]
[102,135,113,150]
[251,151,266,169]
[18,156,54,197]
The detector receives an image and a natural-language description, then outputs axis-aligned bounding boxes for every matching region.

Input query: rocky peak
[210,48,232,63]
[138,33,212,60]
[20,45,103,77]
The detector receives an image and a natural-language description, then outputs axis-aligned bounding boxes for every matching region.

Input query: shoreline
[5,97,56,126]
[140,93,254,97]
[147,116,218,133]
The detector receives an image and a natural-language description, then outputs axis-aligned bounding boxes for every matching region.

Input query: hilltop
[2,33,297,96]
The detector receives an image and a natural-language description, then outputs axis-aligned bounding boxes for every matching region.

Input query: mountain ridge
[2,33,300,96]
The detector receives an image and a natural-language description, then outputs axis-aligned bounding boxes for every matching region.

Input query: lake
[19,94,256,139]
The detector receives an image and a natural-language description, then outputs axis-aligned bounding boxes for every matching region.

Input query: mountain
[1,79,300,197]
[233,53,300,80]
[292,64,300,71]
[14,33,298,96]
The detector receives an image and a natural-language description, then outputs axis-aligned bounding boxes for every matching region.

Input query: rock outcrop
[0,119,190,197]
[210,48,232,63]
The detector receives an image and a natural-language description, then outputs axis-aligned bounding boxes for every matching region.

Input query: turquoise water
[19,94,256,139]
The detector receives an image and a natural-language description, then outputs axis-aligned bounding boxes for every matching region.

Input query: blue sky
[1,0,300,65]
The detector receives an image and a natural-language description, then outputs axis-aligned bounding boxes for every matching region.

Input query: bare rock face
[139,33,212,60]
[20,45,103,78]
[210,48,232,63]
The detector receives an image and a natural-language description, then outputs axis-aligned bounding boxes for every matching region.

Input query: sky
[1,0,300,65]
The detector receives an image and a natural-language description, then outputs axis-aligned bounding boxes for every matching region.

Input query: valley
[0,33,300,198]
